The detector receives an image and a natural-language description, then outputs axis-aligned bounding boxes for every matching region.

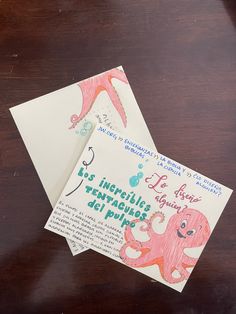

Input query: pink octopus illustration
[69,68,129,129]
[120,208,211,284]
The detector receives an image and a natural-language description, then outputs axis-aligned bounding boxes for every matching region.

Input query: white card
[10,66,156,255]
[45,125,232,292]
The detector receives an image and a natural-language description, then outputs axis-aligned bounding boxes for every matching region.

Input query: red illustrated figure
[69,68,129,129]
[120,208,211,284]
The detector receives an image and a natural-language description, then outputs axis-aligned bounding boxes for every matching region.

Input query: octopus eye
[180,220,187,229]
[187,229,196,236]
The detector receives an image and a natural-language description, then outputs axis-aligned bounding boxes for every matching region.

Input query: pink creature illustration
[120,208,211,284]
[69,68,129,129]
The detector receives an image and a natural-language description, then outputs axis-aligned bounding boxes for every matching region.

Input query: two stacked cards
[10,67,232,292]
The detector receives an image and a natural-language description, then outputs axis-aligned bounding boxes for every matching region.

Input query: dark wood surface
[1,1,236,313]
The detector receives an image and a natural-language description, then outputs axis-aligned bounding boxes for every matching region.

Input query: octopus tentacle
[108,68,129,84]
[69,68,129,129]
[182,254,198,267]
[104,80,127,127]
[139,211,165,238]
[163,265,188,284]
[120,213,165,267]
[149,211,165,230]
[120,242,152,267]
[123,219,150,243]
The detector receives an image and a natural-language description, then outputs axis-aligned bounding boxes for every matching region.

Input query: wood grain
[0,1,236,313]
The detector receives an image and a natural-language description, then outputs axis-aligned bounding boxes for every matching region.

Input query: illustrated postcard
[45,125,232,292]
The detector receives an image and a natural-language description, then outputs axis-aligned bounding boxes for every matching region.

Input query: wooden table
[1,1,236,313]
